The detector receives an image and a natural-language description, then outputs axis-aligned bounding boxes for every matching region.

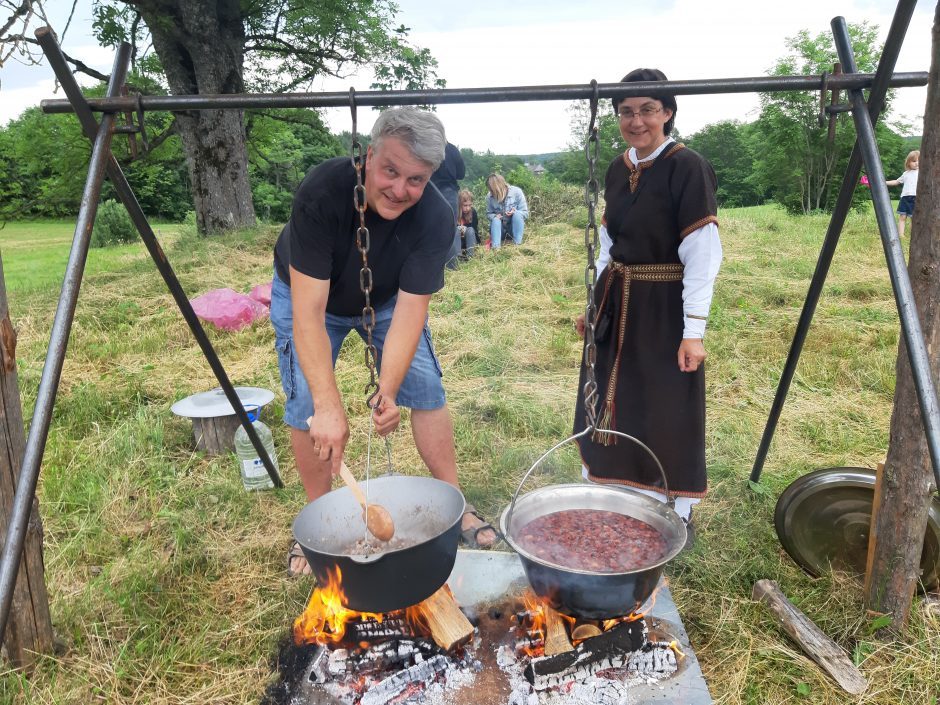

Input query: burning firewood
[543,605,574,655]
[524,618,648,690]
[408,585,474,651]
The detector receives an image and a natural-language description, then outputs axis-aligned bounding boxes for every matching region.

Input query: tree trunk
[865,2,940,630]
[0,255,54,668]
[128,0,256,234]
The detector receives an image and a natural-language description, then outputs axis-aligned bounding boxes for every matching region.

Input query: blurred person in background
[486,173,528,248]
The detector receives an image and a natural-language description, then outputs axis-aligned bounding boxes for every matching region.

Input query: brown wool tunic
[574,143,718,497]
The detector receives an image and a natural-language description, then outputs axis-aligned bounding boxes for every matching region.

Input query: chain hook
[349,86,380,407]
[581,79,602,433]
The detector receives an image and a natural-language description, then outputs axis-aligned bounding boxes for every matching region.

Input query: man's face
[364,137,434,220]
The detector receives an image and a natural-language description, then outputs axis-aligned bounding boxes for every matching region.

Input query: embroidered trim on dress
[664,143,685,159]
[680,215,719,238]
[622,156,657,193]
[622,142,686,193]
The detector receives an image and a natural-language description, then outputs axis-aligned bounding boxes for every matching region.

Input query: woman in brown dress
[574,68,723,523]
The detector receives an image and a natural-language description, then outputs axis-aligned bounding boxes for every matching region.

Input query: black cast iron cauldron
[293,475,465,613]
[500,429,687,620]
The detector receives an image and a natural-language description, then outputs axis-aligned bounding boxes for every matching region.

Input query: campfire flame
[519,584,663,653]
[293,567,388,645]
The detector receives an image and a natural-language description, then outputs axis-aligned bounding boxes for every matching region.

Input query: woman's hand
[371,393,401,436]
[677,339,706,372]
[575,314,585,338]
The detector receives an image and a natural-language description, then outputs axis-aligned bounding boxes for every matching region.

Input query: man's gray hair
[371,108,447,170]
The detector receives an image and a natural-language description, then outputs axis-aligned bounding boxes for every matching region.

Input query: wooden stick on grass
[753,579,867,695]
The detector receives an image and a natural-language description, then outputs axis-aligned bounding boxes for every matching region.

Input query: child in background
[886,150,919,238]
[457,189,479,258]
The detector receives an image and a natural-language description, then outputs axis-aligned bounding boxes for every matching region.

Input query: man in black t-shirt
[271,108,497,576]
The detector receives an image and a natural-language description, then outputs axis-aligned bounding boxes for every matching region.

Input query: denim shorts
[270,271,446,430]
[897,195,915,216]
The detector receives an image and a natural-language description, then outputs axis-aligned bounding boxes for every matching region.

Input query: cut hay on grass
[1,205,937,704]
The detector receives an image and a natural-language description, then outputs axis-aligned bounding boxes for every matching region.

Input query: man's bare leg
[411,405,497,547]
[289,427,334,575]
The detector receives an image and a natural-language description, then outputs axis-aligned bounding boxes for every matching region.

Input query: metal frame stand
[750,3,940,490]
[0,0,935,651]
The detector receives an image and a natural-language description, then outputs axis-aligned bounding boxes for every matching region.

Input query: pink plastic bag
[860,174,870,186]
[249,282,272,306]
[190,288,268,331]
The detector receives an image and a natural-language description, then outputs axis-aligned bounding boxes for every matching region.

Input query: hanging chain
[581,80,601,431]
[350,88,380,406]
[350,88,395,483]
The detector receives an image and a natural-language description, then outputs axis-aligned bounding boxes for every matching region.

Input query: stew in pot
[517,509,667,572]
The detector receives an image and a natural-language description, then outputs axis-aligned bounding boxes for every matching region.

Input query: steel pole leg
[34,29,282,489]
[833,17,940,490]
[0,43,129,650]
[749,0,919,482]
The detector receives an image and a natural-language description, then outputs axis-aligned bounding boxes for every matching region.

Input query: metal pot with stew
[500,430,687,619]
[293,475,465,613]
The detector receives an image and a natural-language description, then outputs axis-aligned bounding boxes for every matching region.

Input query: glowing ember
[293,567,389,645]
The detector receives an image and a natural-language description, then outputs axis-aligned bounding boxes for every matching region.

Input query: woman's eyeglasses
[617,106,662,120]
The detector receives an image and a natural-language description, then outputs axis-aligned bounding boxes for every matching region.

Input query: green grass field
[0,208,936,704]
[0,220,184,295]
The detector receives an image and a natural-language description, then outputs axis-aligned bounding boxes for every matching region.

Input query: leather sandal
[287,540,310,578]
[459,504,503,549]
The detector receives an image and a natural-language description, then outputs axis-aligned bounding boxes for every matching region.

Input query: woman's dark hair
[611,68,677,136]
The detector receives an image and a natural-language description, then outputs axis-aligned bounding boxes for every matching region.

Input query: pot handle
[505,427,673,536]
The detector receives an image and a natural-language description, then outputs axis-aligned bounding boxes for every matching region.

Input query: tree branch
[0,0,32,41]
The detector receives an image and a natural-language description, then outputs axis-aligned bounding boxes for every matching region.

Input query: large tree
[1,1,442,233]
[92,0,443,234]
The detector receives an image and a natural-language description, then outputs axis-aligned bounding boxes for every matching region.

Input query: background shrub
[91,200,137,248]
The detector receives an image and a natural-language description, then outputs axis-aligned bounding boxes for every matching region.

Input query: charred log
[524,619,647,689]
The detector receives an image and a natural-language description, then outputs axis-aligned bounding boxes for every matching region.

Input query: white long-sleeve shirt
[595,138,722,339]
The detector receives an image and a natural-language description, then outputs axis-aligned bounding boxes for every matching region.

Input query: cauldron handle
[505,426,673,536]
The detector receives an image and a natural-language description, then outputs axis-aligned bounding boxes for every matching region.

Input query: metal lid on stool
[170,386,274,418]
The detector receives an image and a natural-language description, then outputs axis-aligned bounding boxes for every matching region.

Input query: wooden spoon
[339,461,395,542]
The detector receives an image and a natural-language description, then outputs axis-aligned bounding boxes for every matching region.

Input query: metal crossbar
[0,0,935,653]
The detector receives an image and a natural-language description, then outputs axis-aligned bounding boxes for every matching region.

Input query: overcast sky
[0,0,932,154]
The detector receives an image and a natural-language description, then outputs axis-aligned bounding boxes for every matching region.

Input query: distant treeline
[0,99,919,225]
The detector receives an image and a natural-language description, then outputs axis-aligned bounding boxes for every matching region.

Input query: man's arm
[290,265,348,472]
[372,290,431,435]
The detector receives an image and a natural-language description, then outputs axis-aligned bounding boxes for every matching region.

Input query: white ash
[359,654,449,705]
[498,641,679,705]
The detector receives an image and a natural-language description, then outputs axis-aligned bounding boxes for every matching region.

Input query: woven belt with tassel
[592,261,684,446]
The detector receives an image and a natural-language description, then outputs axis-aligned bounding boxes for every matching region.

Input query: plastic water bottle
[234,408,277,491]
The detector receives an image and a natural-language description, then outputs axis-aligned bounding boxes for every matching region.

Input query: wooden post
[0,254,55,667]
[863,461,886,597]
[753,580,867,695]
[866,5,940,628]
